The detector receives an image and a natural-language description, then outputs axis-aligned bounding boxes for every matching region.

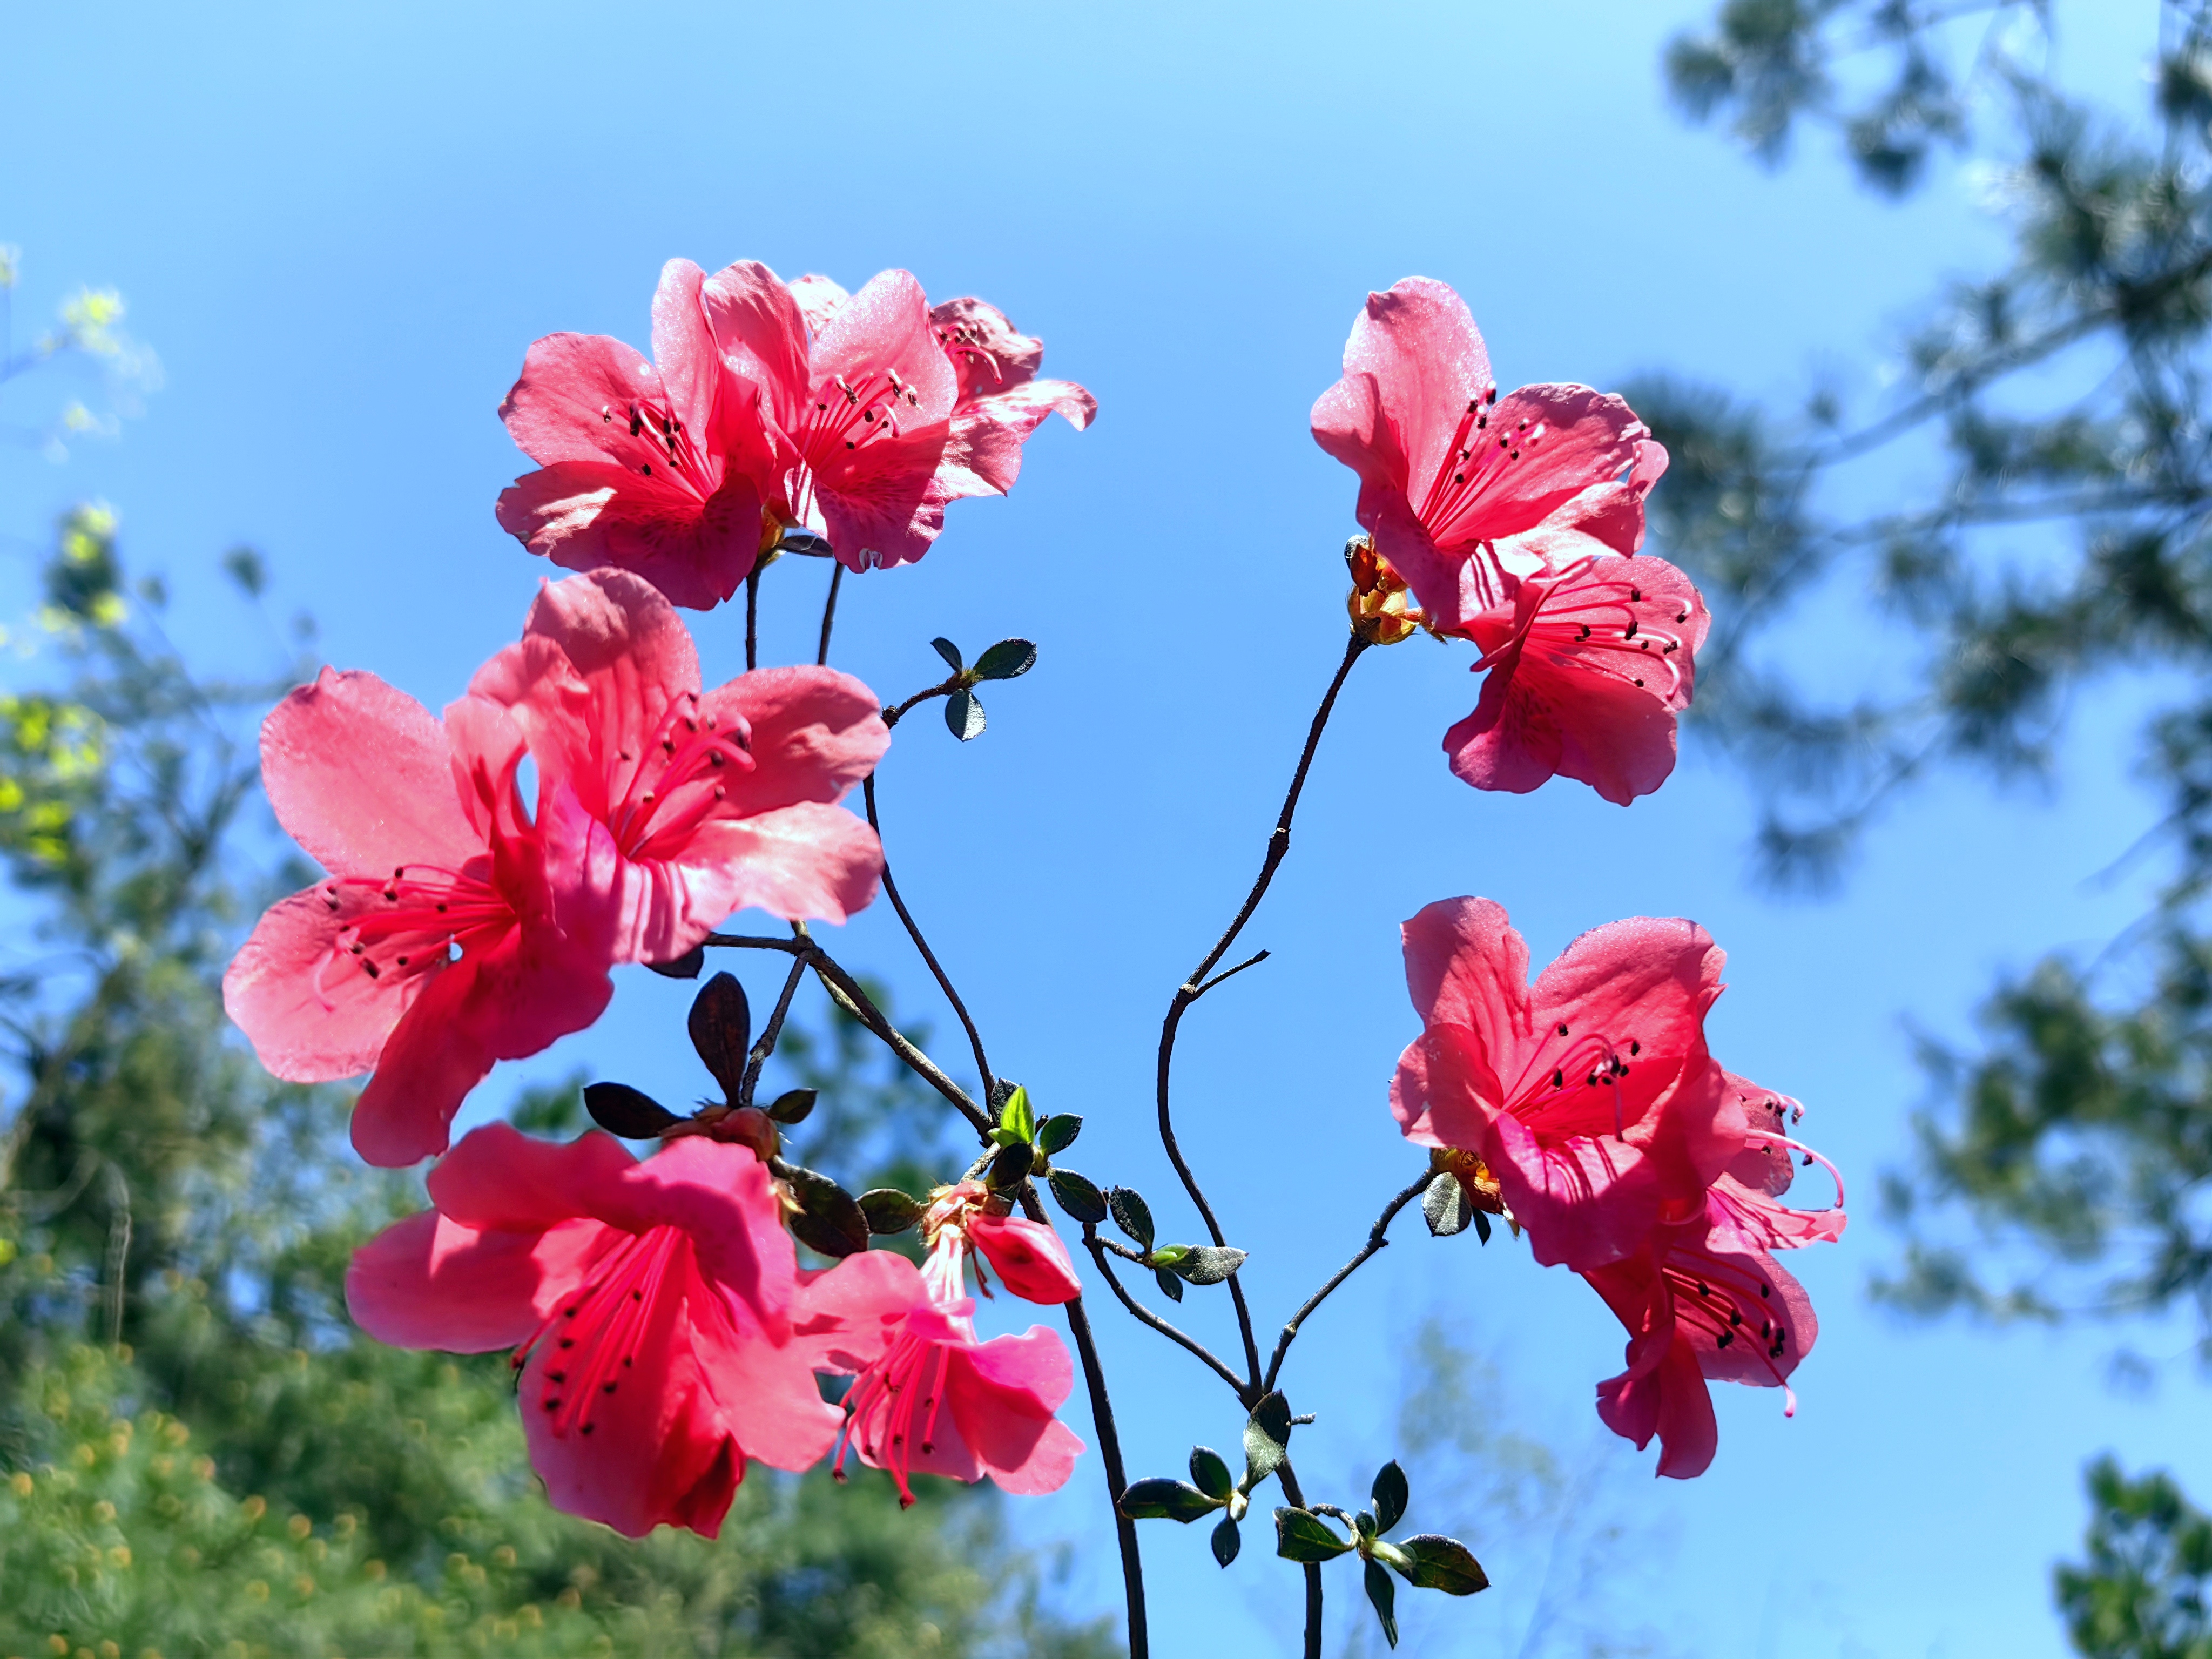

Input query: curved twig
[1263,1172,1431,1393]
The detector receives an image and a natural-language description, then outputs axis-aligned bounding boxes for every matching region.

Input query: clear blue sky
[3,2,2195,1655]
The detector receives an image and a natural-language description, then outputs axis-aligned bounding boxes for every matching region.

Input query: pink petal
[702,261,812,431]
[1480,1102,1664,1270]
[259,669,483,879]
[649,259,723,441]
[346,1210,616,1352]
[930,295,1049,402]
[791,1250,928,1374]
[812,269,957,425]
[223,886,427,1082]
[789,273,851,335]
[693,1318,842,1474]
[499,332,674,470]
[1399,897,1533,1055]
[495,463,764,611]
[670,801,884,927]
[1320,278,1494,515]
[625,1138,799,1336]
[814,424,954,572]
[424,1124,642,1234]
[946,1326,1083,1494]
[1446,638,1681,806]
[699,667,889,817]
[969,1215,1082,1305]
[1441,384,1647,549]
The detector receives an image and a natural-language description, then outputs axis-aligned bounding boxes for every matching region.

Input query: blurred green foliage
[2058,1459,2212,1659]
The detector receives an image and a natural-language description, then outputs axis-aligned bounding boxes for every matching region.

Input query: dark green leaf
[973,638,1038,680]
[1048,1168,1108,1224]
[1037,1112,1082,1155]
[1273,1507,1354,1563]
[1165,1244,1247,1285]
[1117,1478,1220,1523]
[1243,1391,1293,1484]
[1394,1534,1489,1595]
[1473,1209,1492,1244]
[1371,1460,1408,1534]
[1210,1513,1240,1568]
[858,1188,924,1235]
[644,943,705,980]
[687,973,751,1100]
[930,636,963,671]
[765,1087,816,1124]
[1154,1265,1184,1302]
[1365,1559,1400,1648]
[785,1166,869,1259]
[945,688,986,740]
[1422,1170,1472,1237]
[998,1084,1034,1143]
[1108,1186,1155,1251]
[1189,1446,1235,1501]
[985,1141,1033,1193]
[582,1082,682,1139]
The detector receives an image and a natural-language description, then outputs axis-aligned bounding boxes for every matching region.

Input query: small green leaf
[1147,1244,1190,1268]
[1189,1446,1235,1501]
[1473,1209,1493,1245]
[985,1141,1033,1193]
[644,944,705,980]
[1210,1513,1240,1568]
[1273,1508,1354,1563]
[765,1087,817,1124]
[930,636,963,671]
[1371,1460,1409,1535]
[1048,1168,1108,1224]
[999,1084,1035,1143]
[1422,1170,1472,1237]
[1037,1112,1082,1155]
[973,638,1038,680]
[945,688,986,740]
[1364,1559,1399,1648]
[1242,1392,1293,1485]
[785,1168,869,1259]
[1107,1187,1155,1251]
[686,973,751,1101]
[1117,1478,1220,1523]
[582,1082,682,1139]
[858,1188,924,1235]
[1394,1534,1489,1595]
[1154,1265,1184,1302]
[1165,1244,1248,1285]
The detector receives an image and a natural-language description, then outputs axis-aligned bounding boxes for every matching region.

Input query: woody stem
[1263,1171,1432,1394]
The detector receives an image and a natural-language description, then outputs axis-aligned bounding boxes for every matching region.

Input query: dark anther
[1696,1282,1710,1296]
[361,960,380,979]
[1465,398,1478,413]
[1675,611,1688,623]
[549,1370,565,1383]
[558,1338,574,1349]
[1486,387,1498,404]
[1729,1310,1743,1326]
[1454,473,1465,483]
[395,955,408,967]
[602,1382,617,1395]
[642,462,652,475]
[1509,449,1520,460]
[1629,1041,1640,1055]
[1716,1332,1733,1348]
[1629,588,1640,602]
[631,1289,644,1302]
[1624,621,1638,639]
[1634,678,1645,687]
[629,409,642,437]
[1759,1284,1771,1298]
[1558,1023,1570,1036]
[581,1424,595,1436]
[544,1398,561,1411]
[1553,1069,1564,1088]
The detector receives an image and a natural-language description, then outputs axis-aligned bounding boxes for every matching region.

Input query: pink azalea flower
[702,261,1092,572]
[496,259,781,610]
[1310,276,1706,805]
[222,670,620,1168]
[916,1179,1083,1306]
[347,1125,841,1537]
[468,568,889,964]
[1390,897,1754,1271]
[797,1230,1084,1507]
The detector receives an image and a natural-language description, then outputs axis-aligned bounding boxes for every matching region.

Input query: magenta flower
[468,568,889,964]
[798,1235,1084,1506]
[497,259,781,610]
[915,1178,1083,1306]
[222,670,620,1168]
[1390,897,1754,1271]
[1310,276,1704,805]
[347,1126,842,1537]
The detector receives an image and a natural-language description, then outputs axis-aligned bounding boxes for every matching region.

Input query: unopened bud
[1345,536,1424,645]
[1430,1146,1508,1216]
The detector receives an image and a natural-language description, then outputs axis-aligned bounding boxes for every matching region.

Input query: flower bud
[1346,536,1425,646]
[1430,1146,1509,1218]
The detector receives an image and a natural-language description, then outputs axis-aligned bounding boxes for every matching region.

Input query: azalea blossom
[223,669,621,1167]
[468,567,889,963]
[920,1179,1083,1305]
[346,1125,842,1537]
[797,1219,1084,1506]
[496,259,780,610]
[1311,276,1705,805]
[1390,896,1754,1271]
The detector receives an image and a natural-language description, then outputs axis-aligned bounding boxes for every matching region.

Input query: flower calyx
[1346,536,1431,647]
[1422,1146,1514,1242]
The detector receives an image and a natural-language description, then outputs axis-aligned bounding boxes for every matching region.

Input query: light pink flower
[222,670,619,1167]
[1390,898,1752,1271]
[468,568,889,963]
[797,1236,1084,1506]
[348,1125,840,1536]
[497,260,781,611]
[1311,277,1704,804]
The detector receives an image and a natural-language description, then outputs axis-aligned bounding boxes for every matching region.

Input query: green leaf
[998,1084,1035,1143]
[1154,1265,1184,1302]
[686,973,751,1101]
[1147,1244,1190,1268]
[1037,1112,1082,1155]
[1107,1186,1155,1251]
[1364,1559,1400,1648]
[1210,1513,1241,1568]
[784,1167,869,1259]
[765,1087,816,1124]
[1048,1168,1109,1224]
[945,688,986,740]
[858,1188,924,1235]
[1371,1460,1409,1535]
[1189,1446,1235,1501]
[1273,1507,1354,1563]
[1422,1170,1472,1237]
[1393,1534,1489,1595]
[1242,1391,1293,1485]
[985,1141,1034,1193]
[973,638,1038,680]
[930,636,963,671]
[581,1082,682,1139]
[1117,1478,1220,1523]
[1164,1244,1248,1285]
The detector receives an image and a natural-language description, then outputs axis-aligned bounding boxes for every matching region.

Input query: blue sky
[2,2,2197,1654]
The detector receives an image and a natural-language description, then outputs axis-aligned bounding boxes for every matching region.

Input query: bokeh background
[2,2,2196,1655]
